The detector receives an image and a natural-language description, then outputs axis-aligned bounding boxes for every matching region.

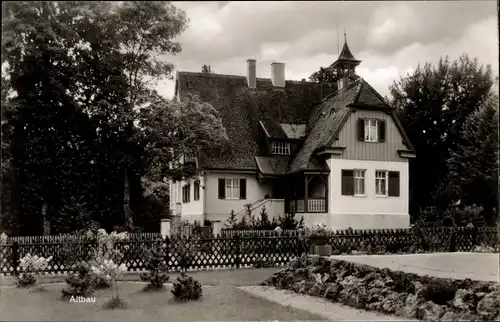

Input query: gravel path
[238,286,413,321]
[330,252,499,282]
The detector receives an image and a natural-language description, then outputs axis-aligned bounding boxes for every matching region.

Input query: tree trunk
[123,168,133,230]
[42,202,50,235]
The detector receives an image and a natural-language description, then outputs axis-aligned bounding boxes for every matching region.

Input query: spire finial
[344,29,347,43]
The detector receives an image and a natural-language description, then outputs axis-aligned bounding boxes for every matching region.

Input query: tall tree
[439,95,499,224]
[389,54,493,218]
[99,1,189,228]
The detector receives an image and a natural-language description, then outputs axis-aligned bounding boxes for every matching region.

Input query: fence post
[12,242,19,277]
[212,221,222,237]
[161,219,171,239]
[163,236,170,271]
[234,235,240,268]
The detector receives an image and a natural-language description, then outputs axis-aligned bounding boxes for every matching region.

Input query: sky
[155,1,498,100]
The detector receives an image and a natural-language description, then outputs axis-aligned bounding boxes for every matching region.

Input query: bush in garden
[278,212,304,230]
[16,254,52,288]
[140,245,169,291]
[171,272,202,301]
[62,261,95,297]
[89,229,127,289]
[92,259,128,309]
[420,279,458,305]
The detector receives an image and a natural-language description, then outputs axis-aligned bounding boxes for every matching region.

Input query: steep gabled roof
[287,79,361,173]
[288,78,408,174]
[175,71,336,170]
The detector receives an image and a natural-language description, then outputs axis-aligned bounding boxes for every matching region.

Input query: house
[170,39,416,230]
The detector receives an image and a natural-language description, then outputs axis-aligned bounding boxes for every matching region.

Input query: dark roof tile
[176,71,335,170]
[287,79,361,173]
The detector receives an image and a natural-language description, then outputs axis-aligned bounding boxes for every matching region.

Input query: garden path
[330,252,499,282]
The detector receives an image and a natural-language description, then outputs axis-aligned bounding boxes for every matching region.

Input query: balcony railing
[288,199,326,213]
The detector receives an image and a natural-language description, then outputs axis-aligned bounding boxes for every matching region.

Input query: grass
[0,280,327,321]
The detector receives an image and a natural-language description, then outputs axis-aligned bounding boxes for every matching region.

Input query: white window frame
[353,169,366,196]
[364,119,378,142]
[375,170,388,196]
[272,140,291,155]
[225,179,240,200]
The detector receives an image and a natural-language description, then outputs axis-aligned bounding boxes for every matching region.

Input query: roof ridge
[320,77,362,103]
[177,71,320,85]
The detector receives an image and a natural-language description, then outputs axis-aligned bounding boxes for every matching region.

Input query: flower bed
[262,255,500,321]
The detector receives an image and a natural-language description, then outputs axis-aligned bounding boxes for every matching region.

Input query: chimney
[337,77,348,90]
[271,62,285,87]
[247,59,256,88]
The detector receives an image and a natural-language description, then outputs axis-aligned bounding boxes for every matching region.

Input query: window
[388,171,400,197]
[364,119,378,142]
[194,180,200,201]
[182,184,190,203]
[353,170,366,195]
[272,140,290,155]
[225,179,240,199]
[375,170,388,196]
[218,178,246,200]
[358,118,386,142]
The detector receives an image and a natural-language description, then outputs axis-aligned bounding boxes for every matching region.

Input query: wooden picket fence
[0,235,301,276]
[220,229,300,238]
[0,226,498,276]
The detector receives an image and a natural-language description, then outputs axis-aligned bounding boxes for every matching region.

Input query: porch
[284,173,328,213]
[288,199,327,213]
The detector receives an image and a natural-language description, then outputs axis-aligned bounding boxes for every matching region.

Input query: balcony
[288,199,326,213]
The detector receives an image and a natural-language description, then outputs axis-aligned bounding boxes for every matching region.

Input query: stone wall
[262,255,500,321]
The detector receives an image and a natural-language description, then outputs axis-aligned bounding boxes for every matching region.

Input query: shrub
[16,273,37,287]
[140,245,170,291]
[17,254,52,287]
[420,280,458,305]
[89,229,127,289]
[62,261,94,297]
[278,212,304,230]
[92,259,128,309]
[171,272,202,301]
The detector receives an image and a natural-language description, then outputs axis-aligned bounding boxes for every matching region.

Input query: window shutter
[388,171,400,197]
[358,119,365,141]
[378,120,386,142]
[240,179,247,199]
[187,184,191,202]
[218,179,225,199]
[341,170,354,195]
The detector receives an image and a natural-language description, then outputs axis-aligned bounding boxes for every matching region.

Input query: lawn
[0,279,327,321]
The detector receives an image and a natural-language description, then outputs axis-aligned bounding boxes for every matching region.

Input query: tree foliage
[1,2,224,234]
[440,95,499,224]
[201,65,213,73]
[389,54,494,219]
[309,66,360,83]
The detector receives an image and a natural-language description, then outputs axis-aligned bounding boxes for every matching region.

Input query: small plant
[89,229,127,289]
[103,296,128,309]
[225,210,238,229]
[140,245,170,291]
[171,272,202,301]
[278,212,304,230]
[92,259,128,309]
[62,261,95,297]
[16,273,37,287]
[17,254,52,288]
[420,280,458,305]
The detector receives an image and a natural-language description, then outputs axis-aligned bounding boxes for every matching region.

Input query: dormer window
[358,118,386,143]
[364,119,378,142]
[272,140,290,155]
